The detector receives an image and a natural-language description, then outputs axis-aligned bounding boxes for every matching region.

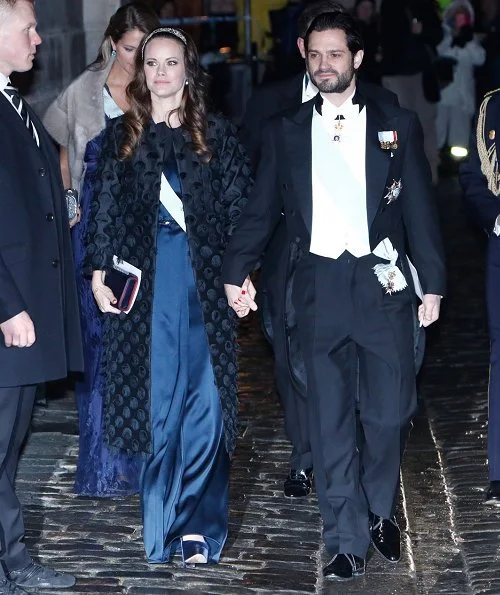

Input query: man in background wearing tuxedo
[239,0,400,500]
[225,11,445,581]
[0,1,83,593]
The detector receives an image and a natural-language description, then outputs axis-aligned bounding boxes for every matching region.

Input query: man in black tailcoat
[0,2,83,593]
[225,11,445,581]
[239,0,400,499]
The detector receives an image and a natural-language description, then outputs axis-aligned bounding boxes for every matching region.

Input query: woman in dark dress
[86,27,252,565]
[43,3,159,497]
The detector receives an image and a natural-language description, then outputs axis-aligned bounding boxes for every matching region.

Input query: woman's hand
[69,206,81,229]
[91,270,121,314]
[224,276,257,318]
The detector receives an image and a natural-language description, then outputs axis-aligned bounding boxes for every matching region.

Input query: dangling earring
[111,49,117,58]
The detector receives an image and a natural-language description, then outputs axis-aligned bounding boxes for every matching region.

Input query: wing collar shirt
[310,89,371,259]
[0,72,39,146]
[302,73,319,103]
[310,89,400,270]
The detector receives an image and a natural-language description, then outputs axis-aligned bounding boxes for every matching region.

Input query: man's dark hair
[304,11,364,55]
[297,0,345,38]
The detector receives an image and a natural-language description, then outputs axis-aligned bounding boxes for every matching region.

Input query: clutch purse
[104,268,139,312]
[65,188,79,220]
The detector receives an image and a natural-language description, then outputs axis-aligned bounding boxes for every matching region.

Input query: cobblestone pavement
[16,176,499,594]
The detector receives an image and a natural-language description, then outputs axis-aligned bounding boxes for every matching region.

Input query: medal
[378,130,398,150]
[332,114,345,142]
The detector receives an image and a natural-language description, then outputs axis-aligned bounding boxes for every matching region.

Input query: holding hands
[224,277,258,318]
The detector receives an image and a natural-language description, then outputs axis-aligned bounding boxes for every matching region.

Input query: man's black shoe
[484,481,500,505]
[369,511,401,563]
[323,553,365,581]
[8,563,75,590]
[283,467,313,498]
[0,578,31,594]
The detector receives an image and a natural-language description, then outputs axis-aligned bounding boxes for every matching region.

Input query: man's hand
[0,311,36,347]
[224,277,258,318]
[418,294,441,327]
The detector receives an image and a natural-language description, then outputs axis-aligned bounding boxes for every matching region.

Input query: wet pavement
[17,175,498,593]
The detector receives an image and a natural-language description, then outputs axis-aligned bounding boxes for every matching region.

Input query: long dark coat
[0,95,83,386]
[86,114,252,457]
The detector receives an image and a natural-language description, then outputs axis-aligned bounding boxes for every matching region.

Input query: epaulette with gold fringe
[477,92,500,196]
[484,87,500,98]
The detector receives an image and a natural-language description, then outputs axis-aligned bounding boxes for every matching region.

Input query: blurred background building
[20,0,500,136]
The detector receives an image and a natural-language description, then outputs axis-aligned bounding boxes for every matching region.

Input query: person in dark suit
[460,88,500,506]
[239,0,401,500]
[0,1,83,593]
[224,11,445,581]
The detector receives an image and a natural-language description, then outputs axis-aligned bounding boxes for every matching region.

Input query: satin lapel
[365,100,393,228]
[282,73,303,107]
[283,100,314,234]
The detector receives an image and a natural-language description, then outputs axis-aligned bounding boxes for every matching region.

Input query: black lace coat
[86,115,252,456]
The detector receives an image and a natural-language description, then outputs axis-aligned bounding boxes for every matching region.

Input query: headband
[141,27,187,58]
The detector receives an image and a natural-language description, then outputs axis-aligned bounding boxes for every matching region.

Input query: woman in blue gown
[86,27,252,564]
[73,116,141,496]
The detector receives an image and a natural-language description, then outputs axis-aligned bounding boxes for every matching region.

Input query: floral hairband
[141,27,187,58]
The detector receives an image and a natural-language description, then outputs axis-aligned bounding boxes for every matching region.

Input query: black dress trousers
[293,250,417,559]
[0,384,37,576]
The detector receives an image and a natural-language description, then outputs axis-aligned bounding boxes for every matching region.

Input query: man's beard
[309,62,355,94]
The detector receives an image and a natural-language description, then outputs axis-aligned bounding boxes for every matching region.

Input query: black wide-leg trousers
[293,251,417,559]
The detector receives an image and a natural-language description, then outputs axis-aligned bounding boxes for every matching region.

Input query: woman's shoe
[180,537,209,567]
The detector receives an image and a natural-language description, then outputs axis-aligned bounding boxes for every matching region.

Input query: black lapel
[365,96,395,227]
[281,73,304,108]
[282,98,315,233]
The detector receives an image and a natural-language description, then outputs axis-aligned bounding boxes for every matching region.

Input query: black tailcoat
[86,115,252,457]
[224,89,446,326]
[0,95,83,386]
[239,77,402,392]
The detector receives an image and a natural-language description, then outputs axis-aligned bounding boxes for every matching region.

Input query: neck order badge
[333,114,345,142]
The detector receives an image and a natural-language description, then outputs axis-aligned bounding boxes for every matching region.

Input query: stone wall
[17,0,120,117]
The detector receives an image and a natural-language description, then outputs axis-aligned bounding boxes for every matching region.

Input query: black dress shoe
[283,467,313,498]
[323,553,365,581]
[484,481,500,505]
[0,579,31,595]
[8,563,75,590]
[369,511,401,563]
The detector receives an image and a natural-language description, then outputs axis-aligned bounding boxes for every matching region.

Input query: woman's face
[112,28,146,75]
[143,36,186,103]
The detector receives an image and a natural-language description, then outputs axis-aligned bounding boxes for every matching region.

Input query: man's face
[306,28,362,94]
[0,0,41,77]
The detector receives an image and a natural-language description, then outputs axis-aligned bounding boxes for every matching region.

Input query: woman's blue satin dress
[72,129,141,497]
[140,133,229,564]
